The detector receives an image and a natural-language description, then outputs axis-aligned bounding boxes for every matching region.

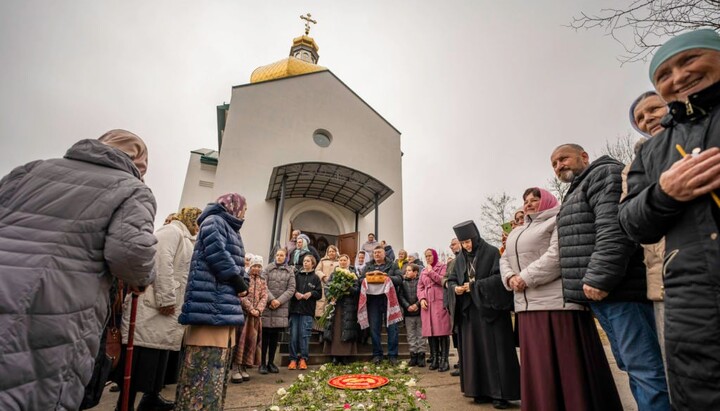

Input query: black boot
[417,352,426,367]
[408,352,418,367]
[428,338,439,370]
[136,392,175,411]
[438,336,450,372]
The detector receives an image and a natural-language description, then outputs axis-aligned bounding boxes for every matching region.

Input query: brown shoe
[288,360,297,370]
[299,359,308,370]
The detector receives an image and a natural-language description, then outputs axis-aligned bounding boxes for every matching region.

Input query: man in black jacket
[360,246,402,364]
[619,29,720,411]
[551,143,670,411]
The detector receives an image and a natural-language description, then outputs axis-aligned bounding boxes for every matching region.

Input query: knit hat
[249,255,264,267]
[649,29,720,82]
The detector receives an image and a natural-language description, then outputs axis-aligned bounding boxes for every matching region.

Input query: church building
[179,17,404,261]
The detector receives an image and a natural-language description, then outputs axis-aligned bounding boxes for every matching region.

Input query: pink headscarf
[536,188,559,212]
[98,129,148,177]
[216,193,247,218]
[425,248,440,268]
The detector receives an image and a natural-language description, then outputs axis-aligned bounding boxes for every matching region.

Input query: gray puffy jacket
[0,139,157,411]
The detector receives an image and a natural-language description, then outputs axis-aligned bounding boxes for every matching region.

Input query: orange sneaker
[299,359,308,370]
[288,360,297,370]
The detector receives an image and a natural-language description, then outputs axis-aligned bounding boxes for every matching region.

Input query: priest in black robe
[447,220,520,409]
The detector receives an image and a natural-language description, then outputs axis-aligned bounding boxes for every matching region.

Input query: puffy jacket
[0,139,156,411]
[500,206,584,312]
[619,80,720,409]
[398,276,421,316]
[122,220,194,351]
[557,155,647,303]
[261,262,296,328]
[178,203,248,326]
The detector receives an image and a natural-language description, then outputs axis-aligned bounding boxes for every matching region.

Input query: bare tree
[569,1,720,64]
[547,176,570,203]
[599,133,639,165]
[479,192,519,247]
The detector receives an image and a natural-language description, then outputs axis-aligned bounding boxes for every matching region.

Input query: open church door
[337,232,359,264]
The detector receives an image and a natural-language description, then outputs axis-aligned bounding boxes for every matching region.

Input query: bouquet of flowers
[317,267,358,329]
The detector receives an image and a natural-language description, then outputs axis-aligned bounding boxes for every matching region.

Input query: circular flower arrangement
[327,374,390,390]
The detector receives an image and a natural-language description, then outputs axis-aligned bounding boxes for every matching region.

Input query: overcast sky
[0,0,658,254]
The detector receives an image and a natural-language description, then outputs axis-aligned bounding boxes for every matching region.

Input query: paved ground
[97,344,636,410]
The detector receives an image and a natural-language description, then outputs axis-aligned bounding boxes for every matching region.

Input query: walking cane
[121,293,140,411]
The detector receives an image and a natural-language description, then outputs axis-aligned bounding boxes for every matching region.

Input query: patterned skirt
[175,345,233,410]
[234,315,262,367]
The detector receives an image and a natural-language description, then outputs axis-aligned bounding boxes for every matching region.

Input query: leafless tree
[479,192,519,247]
[599,132,639,165]
[547,176,570,203]
[569,1,720,64]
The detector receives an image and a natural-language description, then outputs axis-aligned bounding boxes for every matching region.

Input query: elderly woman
[289,234,320,272]
[116,207,202,411]
[418,248,452,372]
[259,248,296,374]
[447,220,519,409]
[0,130,157,410]
[500,188,621,411]
[175,193,249,409]
[619,29,720,410]
[315,245,340,319]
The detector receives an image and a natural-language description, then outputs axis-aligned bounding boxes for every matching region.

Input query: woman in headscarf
[175,193,249,409]
[418,248,452,372]
[290,234,314,272]
[115,207,202,411]
[354,249,369,272]
[322,254,360,364]
[447,220,519,409]
[315,245,340,320]
[500,188,622,411]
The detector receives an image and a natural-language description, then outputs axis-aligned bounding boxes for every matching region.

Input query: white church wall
[178,152,217,210]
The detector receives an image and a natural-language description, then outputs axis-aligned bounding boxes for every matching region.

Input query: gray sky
[0,0,655,254]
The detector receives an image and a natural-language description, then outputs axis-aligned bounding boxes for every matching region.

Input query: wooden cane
[121,293,139,411]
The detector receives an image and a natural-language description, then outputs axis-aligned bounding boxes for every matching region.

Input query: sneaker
[258,365,268,375]
[299,359,308,370]
[288,360,297,370]
[268,363,280,373]
[231,371,244,383]
[240,367,250,381]
[371,356,383,365]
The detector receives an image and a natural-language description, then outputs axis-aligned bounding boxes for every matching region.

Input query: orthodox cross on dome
[300,13,317,35]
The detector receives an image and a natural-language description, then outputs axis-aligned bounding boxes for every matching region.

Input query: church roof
[266,162,394,216]
[250,56,328,83]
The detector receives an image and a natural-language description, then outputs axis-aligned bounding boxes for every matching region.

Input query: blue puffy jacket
[179,203,248,326]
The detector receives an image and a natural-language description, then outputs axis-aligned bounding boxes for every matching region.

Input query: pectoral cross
[300,13,317,35]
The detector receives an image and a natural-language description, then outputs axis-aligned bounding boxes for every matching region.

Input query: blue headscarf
[649,29,720,82]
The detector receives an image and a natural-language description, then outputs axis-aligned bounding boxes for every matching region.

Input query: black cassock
[447,238,520,401]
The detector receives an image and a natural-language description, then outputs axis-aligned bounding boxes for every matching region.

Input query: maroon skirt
[518,310,622,411]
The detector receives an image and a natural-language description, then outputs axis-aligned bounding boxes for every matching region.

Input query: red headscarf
[216,193,247,218]
[536,188,559,212]
[425,248,440,268]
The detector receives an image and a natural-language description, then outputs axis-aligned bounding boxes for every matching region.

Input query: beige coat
[621,163,664,301]
[500,206,584,312]
[122,220,195,350]
[315,257,339,317]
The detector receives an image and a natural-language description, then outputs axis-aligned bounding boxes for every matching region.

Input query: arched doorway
[292,209,340,257]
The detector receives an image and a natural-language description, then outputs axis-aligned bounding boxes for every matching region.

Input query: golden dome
[250,56,327,84]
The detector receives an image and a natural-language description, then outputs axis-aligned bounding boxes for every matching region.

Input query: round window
[313,129,332,148]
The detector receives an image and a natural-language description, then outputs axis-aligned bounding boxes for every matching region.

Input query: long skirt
[323,304,358,357]
[113,345,169,394]
[235,315,262,367]
[458,309,520,401]
[175,345,233,410]
[518,310,623,411]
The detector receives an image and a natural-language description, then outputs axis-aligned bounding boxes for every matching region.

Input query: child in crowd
[232,256,268,383]
[398,264,426,367]
[288,255,322,370]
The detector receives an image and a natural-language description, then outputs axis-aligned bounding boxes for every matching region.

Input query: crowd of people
[0,29,718,411]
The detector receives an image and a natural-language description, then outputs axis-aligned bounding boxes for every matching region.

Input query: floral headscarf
[172,207,202,235]
[216,193,247,218]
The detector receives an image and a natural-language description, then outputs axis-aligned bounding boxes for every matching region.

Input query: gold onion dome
[250,20,327,84]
